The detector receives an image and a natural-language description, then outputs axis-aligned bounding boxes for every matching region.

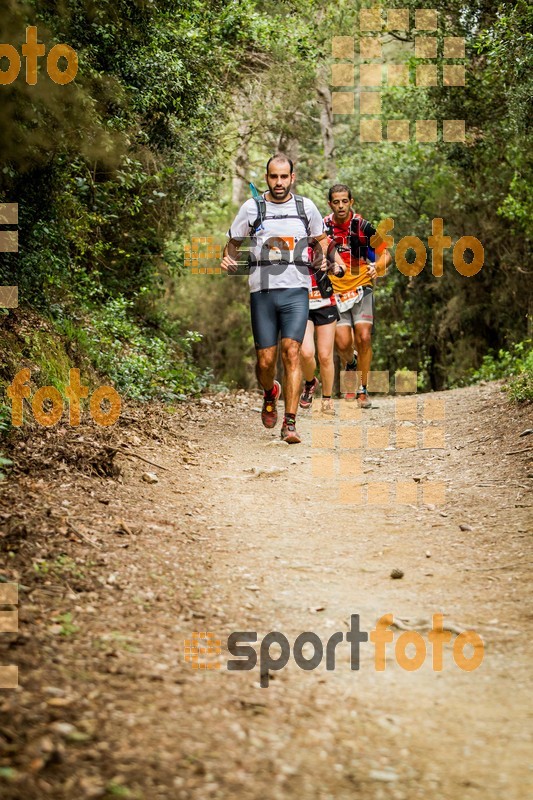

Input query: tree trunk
[277,132,299,162]
[232,117,251,206]
[232,92,254,205]
[316,81,337,183]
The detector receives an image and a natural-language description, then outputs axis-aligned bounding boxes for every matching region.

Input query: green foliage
[471,340,532,382]
[171,274,255,389]
[0,406,11,436]
[104,782,137,799]
[0,0,273,399]
[195,0,530,392]
[327,0,532,390]
[53,612,79,637]
[25,331,74,390]
[0,454,12,481]
[472,339,533,403]
[507,370,533,404]
[33,555,86,580]
[56,297,209,400]
[0,0,531,398]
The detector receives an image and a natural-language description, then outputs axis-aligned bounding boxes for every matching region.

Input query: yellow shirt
[324,212,386,295]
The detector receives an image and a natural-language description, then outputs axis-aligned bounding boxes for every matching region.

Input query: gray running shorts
[337,286,374,328]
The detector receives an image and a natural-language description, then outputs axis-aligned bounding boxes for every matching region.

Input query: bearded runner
[221,154,345,443]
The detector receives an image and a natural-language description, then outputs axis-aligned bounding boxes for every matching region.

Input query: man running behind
[325,184,391,407]
[221,154,345,443]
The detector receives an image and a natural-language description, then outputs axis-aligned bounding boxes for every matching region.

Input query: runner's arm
[304,199,345,277]
[223,199,255,272]
[221,238,243,273]
[362,220,392,279]
[372,248,392,279]
[312,233,346,278]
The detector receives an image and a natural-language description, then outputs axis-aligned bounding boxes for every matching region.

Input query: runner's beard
[270,185,291,201]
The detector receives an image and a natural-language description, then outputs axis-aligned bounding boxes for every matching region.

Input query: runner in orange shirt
[324,184,391,408]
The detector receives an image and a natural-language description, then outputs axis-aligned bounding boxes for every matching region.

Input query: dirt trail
[1,382,532,800]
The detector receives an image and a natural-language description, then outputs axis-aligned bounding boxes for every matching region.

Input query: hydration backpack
[244,195,332,298]
[324,213,376,262]
[249,194,311,236]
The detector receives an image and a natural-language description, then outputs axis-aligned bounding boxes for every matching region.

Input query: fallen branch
[505,447,533,456]
[475,482,530,490]
[464,562,533,572]
[67,522,101,549]
[117,447,171,471]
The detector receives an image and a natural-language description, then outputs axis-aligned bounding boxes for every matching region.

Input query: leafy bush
[0,0,272,405]
[56,297,210,401]
[471,339,533,402]
[507,369,533,404]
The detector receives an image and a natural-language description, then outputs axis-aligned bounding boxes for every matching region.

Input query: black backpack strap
[249,195,266,235]
[350,215,373,261]
[250,193,310,236]
[293,194,311,236]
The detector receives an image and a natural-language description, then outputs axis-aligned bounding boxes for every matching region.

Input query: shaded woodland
[0,0,531,401]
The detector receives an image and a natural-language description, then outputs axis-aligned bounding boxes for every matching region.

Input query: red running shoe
[261,380,281,428]
[299,376,319,409]
[280,418,302,444]
[357,387,372,409]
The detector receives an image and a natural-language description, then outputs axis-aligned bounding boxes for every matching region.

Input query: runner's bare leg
[354,323,372,387]
[335,325,355,367]
[256,345,278,391]
[300,321,316,382]
[316,322,336,397]
[280,338,302,415]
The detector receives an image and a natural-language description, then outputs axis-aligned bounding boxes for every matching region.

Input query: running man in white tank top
[221,153,345,443]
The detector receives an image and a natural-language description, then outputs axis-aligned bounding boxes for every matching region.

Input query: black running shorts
[250,288,309,350]
[308,304,340,327]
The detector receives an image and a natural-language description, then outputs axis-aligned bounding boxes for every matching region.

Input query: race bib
[267,236,296,262]
[309,287,331,310]
[337,287,364,313]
